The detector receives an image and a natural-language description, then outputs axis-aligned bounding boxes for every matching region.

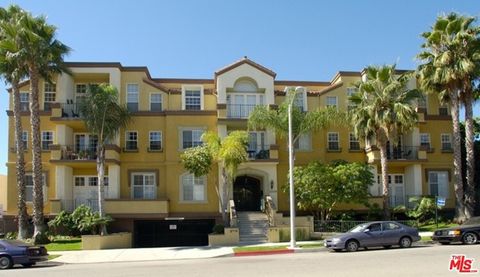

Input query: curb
[234,249,294,257]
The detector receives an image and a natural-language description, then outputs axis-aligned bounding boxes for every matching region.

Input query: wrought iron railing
[247,144,270,160]
[60,102,84,118]
[387,146,419,160]
[60,145,97,160]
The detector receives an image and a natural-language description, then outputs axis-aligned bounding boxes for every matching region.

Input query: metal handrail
[264,195,276,227]
[226,104,263,118]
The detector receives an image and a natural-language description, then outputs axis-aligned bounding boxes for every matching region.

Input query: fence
[314,220,418,233]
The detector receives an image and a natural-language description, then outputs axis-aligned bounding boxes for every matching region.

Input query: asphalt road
[3,244,480,277]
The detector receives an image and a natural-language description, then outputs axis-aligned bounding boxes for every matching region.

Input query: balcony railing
[60,102,84,118]
[247,145,270,160]
[60,145,97,160]
[387,146,419,160]
[227,104,262,119]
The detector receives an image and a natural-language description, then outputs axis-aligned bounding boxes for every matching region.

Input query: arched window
[233,78,258,92]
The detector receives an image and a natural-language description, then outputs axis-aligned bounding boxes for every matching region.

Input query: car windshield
[463,217,480,226]
[349,223,369,233]
[3,240,31,247]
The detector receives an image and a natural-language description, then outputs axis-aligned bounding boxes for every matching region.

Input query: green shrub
[279,228,309,242]
[5,232,17,240]
[406,197,437,223]
[212,224,225,234]
[48,210,76,236]
[48,205,113,235]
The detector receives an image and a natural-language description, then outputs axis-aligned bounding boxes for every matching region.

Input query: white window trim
[327,132,340,150]
[349,132,360,150]
[149,131,163,150]
[181,85,204,110]
[41,131,55,150]
[178,126,207,151]
[126,83,139,103]
[420,133,431,147]
[25,173,47,203]
[149,92,163,111]
[326,96,338,109]
[125,130,138,150]
[428,171,449,198]
[440,133,452,150]
[130,172,156,200]
[294,88,308,112]
[179,172,208,203]
[293,133,312,152]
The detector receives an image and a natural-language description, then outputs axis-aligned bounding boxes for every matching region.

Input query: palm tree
[417,13,480,220]
[13,9,70,243]
[79,84,131,235]
[349,65,421,219]
[181,131,249,224]
[0,5,29,239]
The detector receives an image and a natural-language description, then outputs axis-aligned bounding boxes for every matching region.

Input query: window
[349,133,360,150]
[326,96,337,108]
[131,173,156,199]
[382,222,400,231]
[20,92,29,111]
[149,131,162,151]
[75,176,85,187]
[429,171,449,198]
[346,87,357,110]
[294,134,311,151]
[181,173,206,202]
[150,93,162,111]
[125,131,138,150]
[44,83,56,111]
[74,134,98,155]
[184,89,201,110]
[25,173,46,202]
[126,84,139,112]
[41,131,53,150]
[439,105,448,116]
[327,132,339,150]
[75,176,108,187]
[417,95,427,109]
[75,84,87,103]
[21,131,28,149]
[293,91,306,111]
[88,177,98,187]
[420,133,431,149]
[182,129,204,149]
[368,223,382,232]
[441,134,452,150]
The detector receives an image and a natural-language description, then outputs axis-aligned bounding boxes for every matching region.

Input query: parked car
[0,240,48,269]
[432,216,480,245]
[324,221,421,252]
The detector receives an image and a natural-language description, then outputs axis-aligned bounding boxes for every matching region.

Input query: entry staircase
[237,212,268,244]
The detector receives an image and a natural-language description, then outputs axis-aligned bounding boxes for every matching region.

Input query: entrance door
[233,176,262,211]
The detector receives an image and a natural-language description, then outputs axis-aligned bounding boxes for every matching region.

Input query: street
[3,244,479,276]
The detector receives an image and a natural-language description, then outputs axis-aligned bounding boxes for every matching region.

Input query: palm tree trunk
[28,68,47,244]
[463,89,476,218]
[220,167,229,224]
[97,144,107,235]
[379,142,391,220]
[12,82,29,239]
[450,91,466,222]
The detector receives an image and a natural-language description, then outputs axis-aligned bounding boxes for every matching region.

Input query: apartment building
[4,57,454,246]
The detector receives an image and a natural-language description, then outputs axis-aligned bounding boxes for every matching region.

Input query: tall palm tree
[349,65,421,219]
[181,131,249,224]
[417,13,480,220]
[0,5,29,239]
[79,84,131,235]
[14,9,70,243]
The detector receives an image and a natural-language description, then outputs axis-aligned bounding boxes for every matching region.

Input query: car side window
[369,223,382,232]
[383,222,400,231]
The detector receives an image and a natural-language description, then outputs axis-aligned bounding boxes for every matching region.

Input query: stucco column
[55,165,73,211]
[108,165,121,199]
[369,165,379,196]
[56,125,73,146]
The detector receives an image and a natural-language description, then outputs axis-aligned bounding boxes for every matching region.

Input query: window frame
[327,132,340,151]
[182,85,204,111]
[149,93,163,111]
[125,131,138,151]
[25,173,47,203]
[131,172,156,200]
[180,172,207,203]
[179,127,205,150]
[126,83,139,112]
[428,171,449,198]
[440,133,452,151]
[326,96,338,109]
[149,131,162,151]
[420,133,431,150]
[349,133,360,151]
[20,91,29,111]
[293,133,312,152]
[41,131,54,151]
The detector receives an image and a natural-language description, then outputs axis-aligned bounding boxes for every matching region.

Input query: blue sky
[0,0,479,174]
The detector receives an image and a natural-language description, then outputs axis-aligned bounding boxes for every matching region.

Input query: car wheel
[0,256,13,270]
[345,240,359,252]
[22,263,35,268]
[440,242,450,245]
[462,232,478,245]
[399,236,412,248]
[383,245,392,249]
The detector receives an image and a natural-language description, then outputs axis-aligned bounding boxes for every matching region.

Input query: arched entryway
[233,175,262,211]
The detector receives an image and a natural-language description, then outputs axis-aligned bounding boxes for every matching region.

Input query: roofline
[214,56,277,78]
[153,78,214,84]
[274,80,330,86]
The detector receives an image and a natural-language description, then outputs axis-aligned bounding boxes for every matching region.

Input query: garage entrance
[133,219,215,248]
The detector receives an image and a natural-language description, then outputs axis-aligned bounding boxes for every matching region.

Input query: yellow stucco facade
[4,58,455,238]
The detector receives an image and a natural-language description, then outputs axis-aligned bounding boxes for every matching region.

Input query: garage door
[134,219,215,248]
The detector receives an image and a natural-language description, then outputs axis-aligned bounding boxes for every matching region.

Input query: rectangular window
[44,83,56,111]
[150,93,162,111]
[439,106,448,116]
[185,90,201,110]
[327,132,339,150]
[75,176,85,187]
[125,131,138,150]
[41,131,53,150]
[182,173,205,201]
[441,134,452,150]
[75,84,87,104]
[88,177,98,187]
[294,134,311,151]
[132,173,156,199]
[25,174,46,202]
[20,92,29,111]
[293,92,306,111]
[44,83,56,93]
[127,84,139,112]
[429,171,449,198]
[149,131,162,151]
[420,133,431,149]
[349,133,360,150]
[346,87,357,110]
[326,96,337,108]
[182,129,204,149]
[21,131,28,149]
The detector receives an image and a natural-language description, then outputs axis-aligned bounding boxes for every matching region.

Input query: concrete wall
[82,232,132,250]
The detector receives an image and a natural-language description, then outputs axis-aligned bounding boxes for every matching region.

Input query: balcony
[226,104,262,119]
[247,145,270,160]
[60,145,97,161]
[60,102,84,118]
[57,198,169,215]
[387,146,419,160]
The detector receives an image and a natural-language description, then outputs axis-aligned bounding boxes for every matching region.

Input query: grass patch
[45,238,82,251]
[420,236,433,242]
[233,243,323,253]
[48,254,61,260]
[299,243,323,249]
[418,222,458,232]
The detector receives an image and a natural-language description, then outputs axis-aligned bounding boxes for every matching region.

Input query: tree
[285,160,373,221]
[417,13,480,220]
[79,84,131,235]
[0,5,29,239]
[181,131,249,224]
[349,65,421,220]
[11,9,71,243]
